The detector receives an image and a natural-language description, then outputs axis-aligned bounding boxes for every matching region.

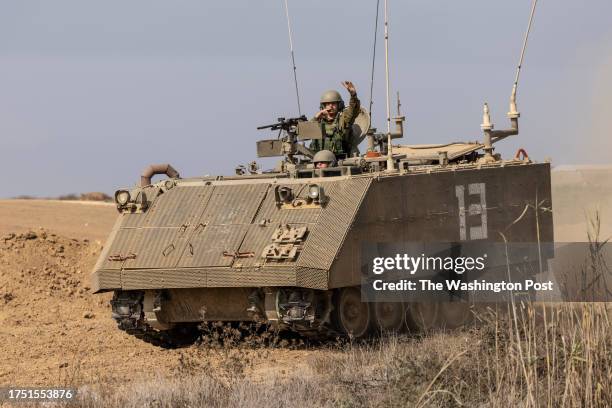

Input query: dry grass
[57,302,610,408]
[60,213,612,407]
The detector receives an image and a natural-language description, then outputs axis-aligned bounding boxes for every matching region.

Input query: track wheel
[437,301,473,329]
[406,302,439,331]
[374,302,405,332]
[332,287,373,339]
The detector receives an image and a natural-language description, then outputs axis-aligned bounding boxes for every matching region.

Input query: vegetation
[58,213,611,407]
[53,302,608,408]
[12,192,112,202]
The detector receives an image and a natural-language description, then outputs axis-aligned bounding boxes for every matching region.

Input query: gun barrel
[257,123,277,130]
[257,115,307,131]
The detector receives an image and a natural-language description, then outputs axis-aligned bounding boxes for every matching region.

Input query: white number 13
[455,183,487,241]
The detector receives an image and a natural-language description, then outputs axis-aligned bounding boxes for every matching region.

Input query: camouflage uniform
[310,92,361,158]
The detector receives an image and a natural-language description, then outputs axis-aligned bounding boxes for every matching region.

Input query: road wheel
[406,302,439,331]
[374,302,405,332]
[332,287,373,339]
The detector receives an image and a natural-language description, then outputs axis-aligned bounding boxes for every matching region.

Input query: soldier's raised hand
[341,81,356,95]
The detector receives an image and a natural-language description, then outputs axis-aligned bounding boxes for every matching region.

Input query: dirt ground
[552,165,612,241]
[0,165,610,389]
[0,200,321,388]
[0,200,116,243]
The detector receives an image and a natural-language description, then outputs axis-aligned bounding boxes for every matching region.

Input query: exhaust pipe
[140,164,180,187]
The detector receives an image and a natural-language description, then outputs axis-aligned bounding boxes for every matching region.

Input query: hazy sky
[0,0,611,197]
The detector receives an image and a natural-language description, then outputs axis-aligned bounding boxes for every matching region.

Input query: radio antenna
[509,0,538,116]
[368,0,381,117]
[480,0,539,162]
[283,0,302,115]
[383,0,394,172]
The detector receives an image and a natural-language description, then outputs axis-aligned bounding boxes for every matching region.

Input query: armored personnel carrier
[91,89,554,344]
[91,0,552,344]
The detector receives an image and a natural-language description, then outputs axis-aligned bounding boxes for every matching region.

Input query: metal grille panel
[297,178,372,270]
[199,184,268,225]
[178,224,249,267]
[122,268,207,290]
[234,224,274,268]
[295,266,329,290]
[91,269,121,292]
[100,228,142,270]
[120,211,149,229]
[145,186,213,228]
[206,267,296,287]
[129,227,190,269]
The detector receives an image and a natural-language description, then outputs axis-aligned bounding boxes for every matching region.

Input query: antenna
[479,0,539,162]
[509,0,538,118]
[383,0,394,172]
[283,0,302,115]
[368,0,381,117]
[514,0,538,92]
[396,91,401,116]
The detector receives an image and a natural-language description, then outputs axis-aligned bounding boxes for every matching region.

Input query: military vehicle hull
[92,160,553,342]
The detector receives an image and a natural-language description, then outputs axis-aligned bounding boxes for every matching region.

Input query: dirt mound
[0,227,310,388]
[0,229,182,386]
[1,230,96,303]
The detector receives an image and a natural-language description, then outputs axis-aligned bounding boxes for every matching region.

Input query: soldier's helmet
[313,149,337,168]
[320,90,345,111]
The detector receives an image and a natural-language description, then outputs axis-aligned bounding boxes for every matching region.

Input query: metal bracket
[143,290,173,331]
[272,224,307,243]
[108,253,137,262]
[261,243,299,261]
[264,288,279,324]
[261,224,308,262]
[223,251,255,259]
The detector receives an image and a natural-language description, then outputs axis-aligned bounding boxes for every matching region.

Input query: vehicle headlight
[115,190,131,206]
[278,186,294,203]
[308,184,320,200]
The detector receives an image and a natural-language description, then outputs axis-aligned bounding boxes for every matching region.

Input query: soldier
[310,81,361,159]
[312,150,337,169]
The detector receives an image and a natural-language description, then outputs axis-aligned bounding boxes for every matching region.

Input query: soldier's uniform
[310,90,361,159]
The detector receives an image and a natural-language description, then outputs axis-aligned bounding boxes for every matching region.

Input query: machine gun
[256,115,322,160]
[257,115,307,132]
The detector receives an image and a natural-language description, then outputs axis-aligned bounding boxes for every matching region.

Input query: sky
[0,0,611,197]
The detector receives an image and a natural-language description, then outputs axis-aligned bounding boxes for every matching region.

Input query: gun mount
[256,115,323,161]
